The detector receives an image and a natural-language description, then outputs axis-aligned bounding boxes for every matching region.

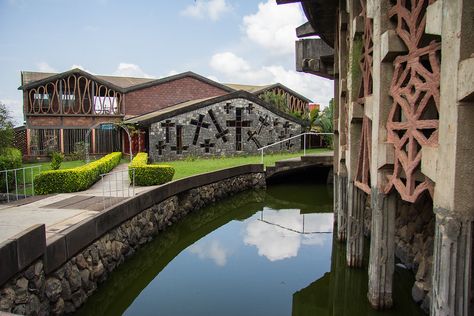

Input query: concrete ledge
[381,30,408,62]
[0,225,46,286]
[458,57,474,102]
[0,240,18,286]
[425,0,443,36]
[44,234,67,274]
[421,146,438,182]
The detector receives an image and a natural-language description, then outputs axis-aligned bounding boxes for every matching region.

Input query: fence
[0,165,42,203]
[258,132,334,163]
[100,168,135,209]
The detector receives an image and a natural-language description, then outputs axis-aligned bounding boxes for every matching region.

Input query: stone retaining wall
[0,164,265,315]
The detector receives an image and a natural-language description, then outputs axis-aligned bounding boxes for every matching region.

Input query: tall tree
[0,103,14,152]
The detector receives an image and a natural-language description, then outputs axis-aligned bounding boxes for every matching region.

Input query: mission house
[17,69,311,161]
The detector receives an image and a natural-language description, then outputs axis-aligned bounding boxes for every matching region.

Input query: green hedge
[34,152,122,194]
[129,153,174,186]
[0,148,22,192]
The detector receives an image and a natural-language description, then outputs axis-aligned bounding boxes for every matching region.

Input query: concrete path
[0,163,155,242]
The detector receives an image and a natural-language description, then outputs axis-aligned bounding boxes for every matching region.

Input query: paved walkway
[0,163,155,242]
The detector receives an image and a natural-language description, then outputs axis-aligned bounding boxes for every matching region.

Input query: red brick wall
[125,77,229,116]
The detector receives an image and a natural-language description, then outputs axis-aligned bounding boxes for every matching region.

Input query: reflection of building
[18,69,309,160]
[278,0,474,314]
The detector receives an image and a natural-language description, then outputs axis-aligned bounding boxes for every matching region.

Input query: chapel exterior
[18,69,310,160]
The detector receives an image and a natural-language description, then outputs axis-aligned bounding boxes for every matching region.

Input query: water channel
[76,181,424,316]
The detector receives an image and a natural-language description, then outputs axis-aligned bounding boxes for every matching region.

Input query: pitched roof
[19,69,235,94]
[124,90,307,127]
[224,82,313,103]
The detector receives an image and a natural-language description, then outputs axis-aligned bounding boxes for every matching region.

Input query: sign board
[101,123,115,130]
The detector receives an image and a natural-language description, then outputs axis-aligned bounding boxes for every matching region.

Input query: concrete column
[337,174,348,241]
[346,182,366,267]
[59,129,64,153]
[431,211,473,316]
[367,189,396,309]
[430,0,474,314]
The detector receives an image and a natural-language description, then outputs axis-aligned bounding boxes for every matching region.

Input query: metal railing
[0,165,42,203]
[100,168,135,209]
[258,132,333,163]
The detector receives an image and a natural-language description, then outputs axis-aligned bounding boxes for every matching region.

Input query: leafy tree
[310,99,334,148]
[260,91,288,113]
[0,103,14,153]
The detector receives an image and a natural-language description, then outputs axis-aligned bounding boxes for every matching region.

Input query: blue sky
[0,0,333,126]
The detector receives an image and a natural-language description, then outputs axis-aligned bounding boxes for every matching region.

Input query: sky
[0,0,333,126]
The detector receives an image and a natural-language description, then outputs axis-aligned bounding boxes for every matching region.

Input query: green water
[76,183,424,316]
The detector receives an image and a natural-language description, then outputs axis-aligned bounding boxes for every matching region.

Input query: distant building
[18,69,309,160]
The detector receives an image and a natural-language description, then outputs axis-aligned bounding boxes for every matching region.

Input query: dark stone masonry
[0,170,265,315]
[149,97,303,161]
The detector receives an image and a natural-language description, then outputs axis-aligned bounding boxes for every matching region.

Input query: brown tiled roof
[20,71,155,89]
[19,69,235,94]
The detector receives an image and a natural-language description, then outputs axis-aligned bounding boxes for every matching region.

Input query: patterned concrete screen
[148,97,303,161]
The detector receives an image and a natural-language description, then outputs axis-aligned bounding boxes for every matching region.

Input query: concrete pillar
[430,0,474,314]
[337,174,348,241]
[346,182,366,267]
[367,189,396,309]
[431,212,472,316]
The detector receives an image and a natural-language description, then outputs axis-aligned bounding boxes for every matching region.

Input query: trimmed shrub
[129,153,174,186]
[0,148,22,192]
[50,152,64,170]
[34,152,122,194]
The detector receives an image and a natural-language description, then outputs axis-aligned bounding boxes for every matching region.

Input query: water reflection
[75,184,422,316]
[244,209,333,261]
[188,239,230,267]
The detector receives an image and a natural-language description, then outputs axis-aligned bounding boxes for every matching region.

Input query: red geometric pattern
[357,0,373,102]
[27,73,124,116]
[354,0,373,194]
[384,0,440,203]
[355,116,372,194]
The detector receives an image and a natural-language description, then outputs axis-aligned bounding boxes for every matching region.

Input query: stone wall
[0,167,265,315]
[149,97,303,161]
[394,195,434,313]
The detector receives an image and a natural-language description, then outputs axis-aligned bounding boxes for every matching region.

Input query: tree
[0,103,14,153]
[260,91,288,113]
[310,99,334,148]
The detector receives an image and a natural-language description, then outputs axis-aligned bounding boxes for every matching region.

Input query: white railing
[258,132,333,163]
[0,165,42,203]
[100,168,135,209]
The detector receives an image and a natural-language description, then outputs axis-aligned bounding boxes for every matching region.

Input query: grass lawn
[161,148,331,180]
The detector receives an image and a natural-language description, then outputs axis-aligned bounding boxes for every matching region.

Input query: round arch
[85,122,133,163]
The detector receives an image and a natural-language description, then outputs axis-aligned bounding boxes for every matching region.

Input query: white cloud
[209,52,333,105]
[244,209,333,261]
[188,239,229,267]
[242,0,305,55]
[113,63,153,78]
[36,62,56,73]
[181,0,232,21]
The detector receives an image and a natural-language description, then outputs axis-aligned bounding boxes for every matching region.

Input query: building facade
[125,91,303,161]
[278,0,474,314]
[18,69,311,160]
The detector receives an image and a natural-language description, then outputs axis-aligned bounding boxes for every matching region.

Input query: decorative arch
[85,122,132,163]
